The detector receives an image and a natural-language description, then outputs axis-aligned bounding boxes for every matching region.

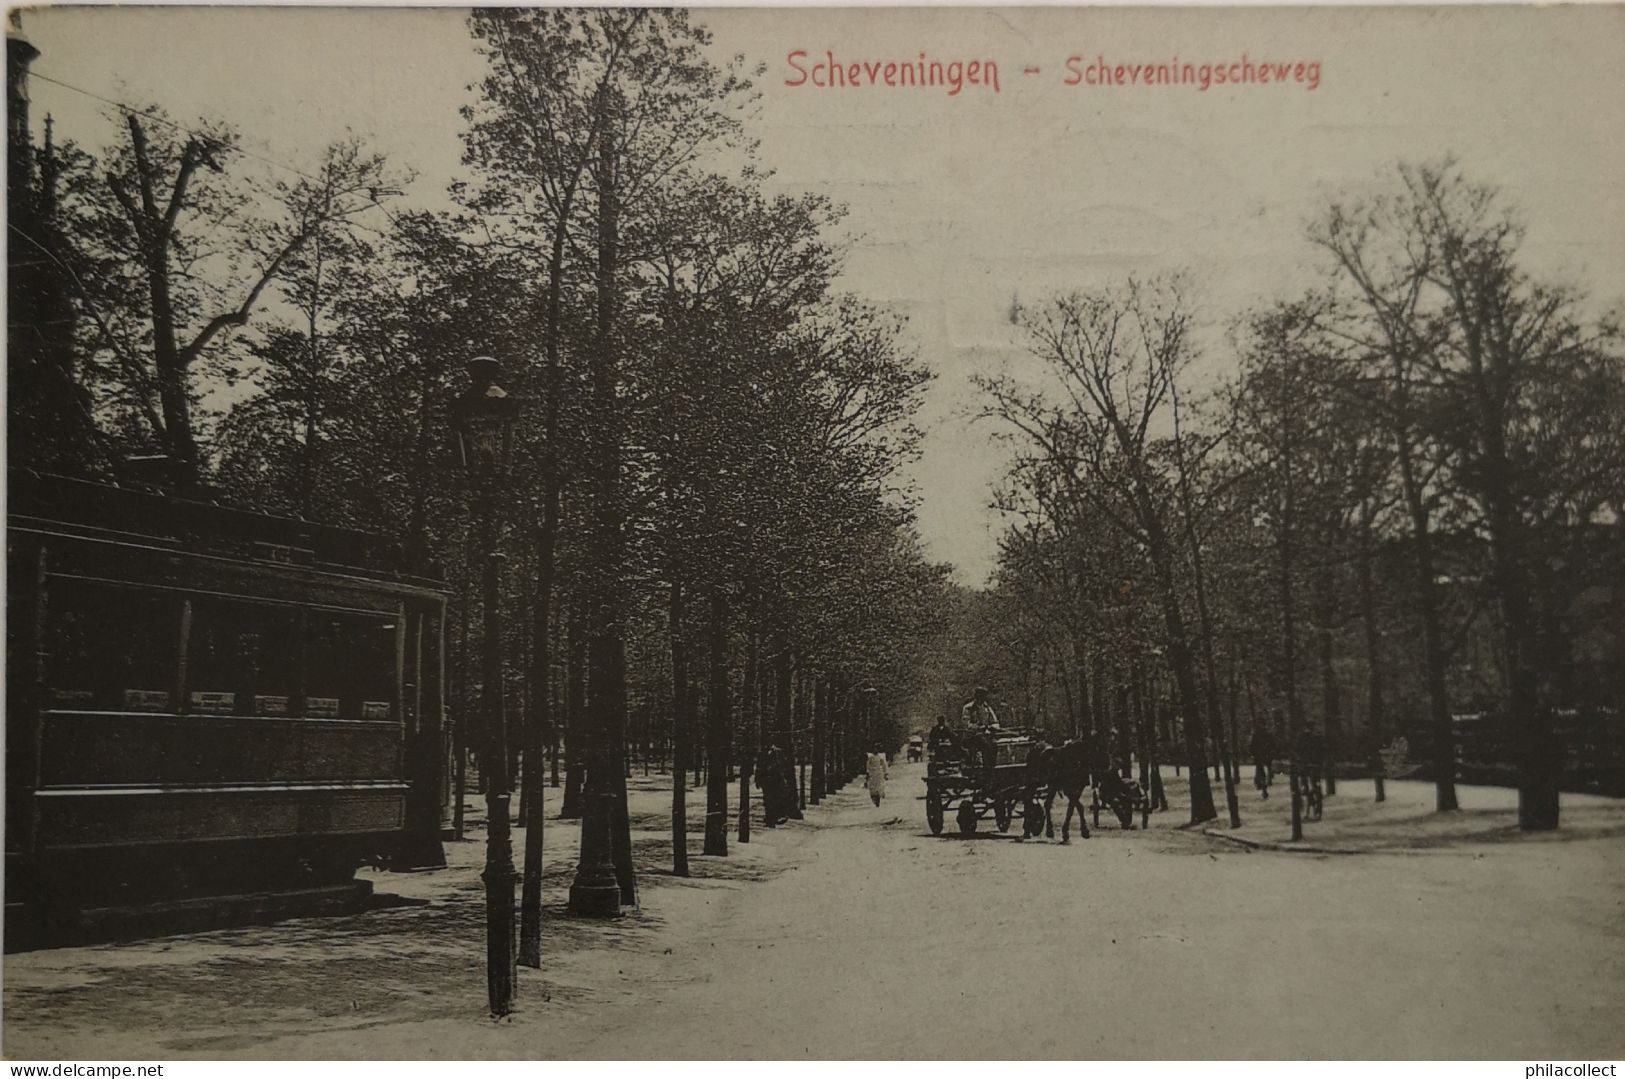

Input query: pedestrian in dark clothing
[1111,726,1134,777]
[1250,727,1276,798]
[757,745,789,826]
[780,747,803,820]
[1293,728,1326,819]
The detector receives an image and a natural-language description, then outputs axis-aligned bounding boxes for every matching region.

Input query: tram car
[5,469,450,946]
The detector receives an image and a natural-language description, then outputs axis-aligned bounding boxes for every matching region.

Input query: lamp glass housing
[454,359,519,484]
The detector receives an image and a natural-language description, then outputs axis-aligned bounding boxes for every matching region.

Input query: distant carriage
[906,735,924,763]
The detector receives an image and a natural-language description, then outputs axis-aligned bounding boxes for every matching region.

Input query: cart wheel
[994,800,1012,832]
[957,800,979,835]
[926,789,944,835]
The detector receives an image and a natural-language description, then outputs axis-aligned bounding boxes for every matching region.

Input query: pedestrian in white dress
[865,747,889,807]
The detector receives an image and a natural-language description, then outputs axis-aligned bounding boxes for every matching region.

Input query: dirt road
[6,762,1623,1059]
[532,762,1625,1059]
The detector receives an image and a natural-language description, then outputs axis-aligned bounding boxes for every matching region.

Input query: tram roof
[7,467,444,588]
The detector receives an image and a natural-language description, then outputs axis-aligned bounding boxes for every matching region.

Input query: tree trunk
[739,627,758,844]
[827,679,842,791]
[1454,283,1556,831]
[1357,514,1387,803]
[1094,655,1112,739]
[611,753,635,905]
[1085,651,1103,736]
[1277,484,1307,842]
[133,160,200,479]
[1133,665,1150,788]
[1167,391,1238,824]
[1225,660,1243,799]
[703,585,731,856]
[1396,440,1458,812]
[560,620,586,818]
[1058,653,1078,741]
[1313,554,1342,797]
[1489,501,1557,830]
[551,676,561,788]
[1142,510,1217,823]
[795,665,808,808]
[810,674,826,804]
[773,630,802,819]
[669,577,691,876]
[693,710,704,792]
[1150,696,1170,810]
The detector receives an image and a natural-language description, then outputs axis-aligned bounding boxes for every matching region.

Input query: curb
[1201,828,1367,856]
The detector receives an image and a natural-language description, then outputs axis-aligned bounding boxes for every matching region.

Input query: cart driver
[961,687,1001,733]
[960,688,1001,773]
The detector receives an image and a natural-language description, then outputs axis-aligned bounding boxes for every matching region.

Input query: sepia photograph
[4,1,1624,1064]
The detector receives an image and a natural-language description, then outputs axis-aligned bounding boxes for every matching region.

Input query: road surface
[535,762,1625,1059]
[6,761,1622,1059]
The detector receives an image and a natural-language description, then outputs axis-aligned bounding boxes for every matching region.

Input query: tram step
[10,880,374,951]
[81,880,374,937]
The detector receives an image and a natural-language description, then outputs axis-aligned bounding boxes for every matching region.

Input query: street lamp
[453,355,521,1017]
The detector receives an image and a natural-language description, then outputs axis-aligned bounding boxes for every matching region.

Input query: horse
[1024,735,1145,843]
[1022,736,1099,843]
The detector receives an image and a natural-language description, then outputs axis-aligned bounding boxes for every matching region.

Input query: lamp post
[566,648,625,915]
[453,356,521,1017]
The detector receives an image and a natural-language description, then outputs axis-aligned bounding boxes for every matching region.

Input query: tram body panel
[5,471,450,943]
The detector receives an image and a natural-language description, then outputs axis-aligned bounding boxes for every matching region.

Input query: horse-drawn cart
[924,729,1042,836]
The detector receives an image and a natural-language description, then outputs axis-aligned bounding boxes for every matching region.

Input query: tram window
[186,599,299,716]
[48,582,179,712]
[304,613,396,721]
[247,606,299,716]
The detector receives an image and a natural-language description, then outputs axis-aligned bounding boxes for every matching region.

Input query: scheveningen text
[784,50,1002,95]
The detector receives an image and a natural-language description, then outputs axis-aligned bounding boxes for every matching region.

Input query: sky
[16,4,1625,585]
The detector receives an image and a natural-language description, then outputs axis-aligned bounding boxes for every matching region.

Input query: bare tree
[1314,160,1624,828]
[69,113,391,485]
[981,277,1220,824]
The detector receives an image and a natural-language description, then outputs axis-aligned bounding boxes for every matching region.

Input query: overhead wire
[27,68,406,235]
